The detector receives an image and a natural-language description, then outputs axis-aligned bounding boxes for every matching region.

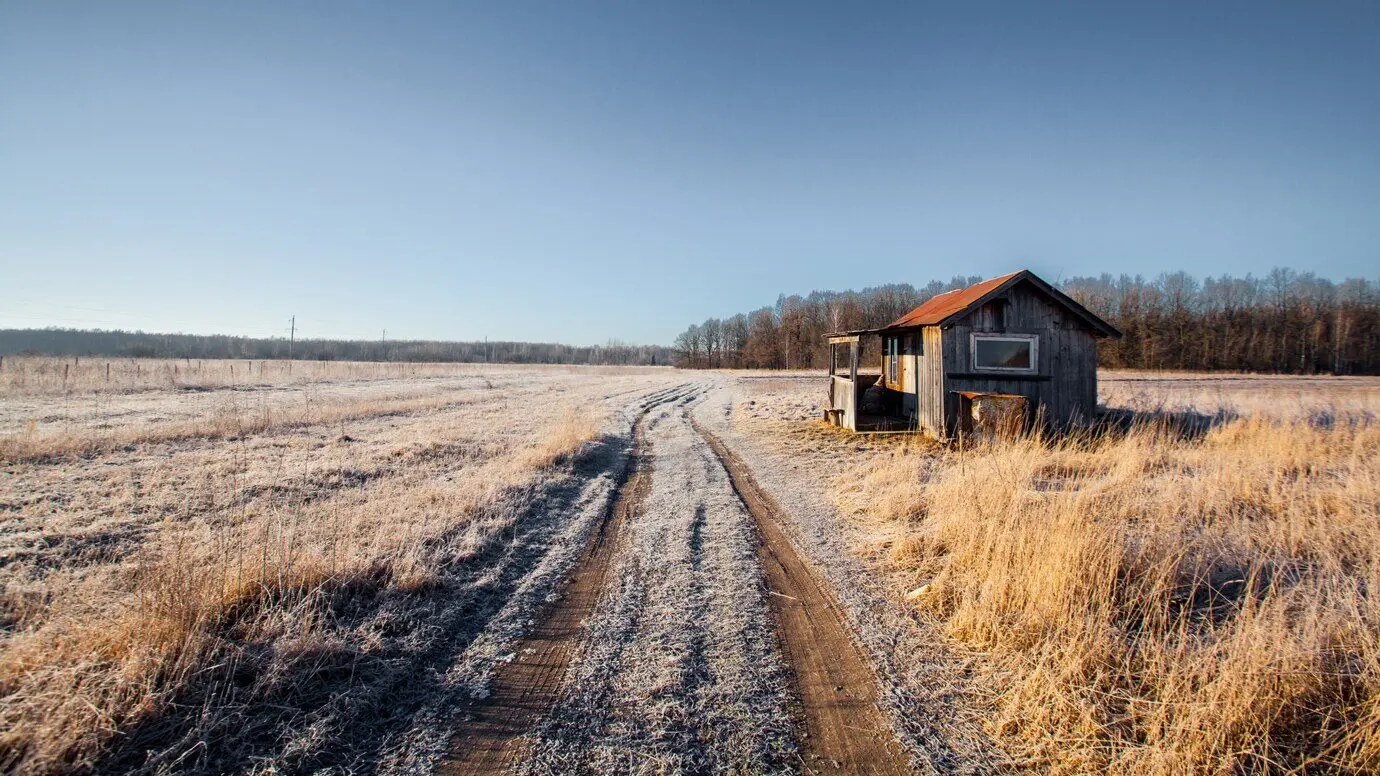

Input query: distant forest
[0,328,672,366]
[673,268,1380,374]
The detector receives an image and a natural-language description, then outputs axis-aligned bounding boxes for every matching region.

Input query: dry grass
[0,407,604,772]
[0,390,472,463]
[0,366,659,773]
[0,358,655,462]
[831,391,1380,772]
[0,356,629,397]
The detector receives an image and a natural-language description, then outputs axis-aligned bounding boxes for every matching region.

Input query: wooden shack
[824,269,1121,438]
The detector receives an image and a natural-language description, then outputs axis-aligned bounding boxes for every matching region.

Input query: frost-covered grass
[0,366,681,773]
[1099,369,1380,421]
[0,355,671,398]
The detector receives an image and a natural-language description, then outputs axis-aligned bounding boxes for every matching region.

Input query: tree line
[673,268,1380,374]
[0,328,672,366]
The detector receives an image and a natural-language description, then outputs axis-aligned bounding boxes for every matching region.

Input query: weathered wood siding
[939,281,1100,438]
[830,375,857,430]
[914,325,946,437]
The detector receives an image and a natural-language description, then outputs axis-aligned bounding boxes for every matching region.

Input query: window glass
[974,338,1033,370]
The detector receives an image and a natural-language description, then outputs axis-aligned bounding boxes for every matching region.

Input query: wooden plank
[919,325,945,438]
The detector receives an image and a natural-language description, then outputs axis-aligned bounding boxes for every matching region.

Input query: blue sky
[2,2,1377,345]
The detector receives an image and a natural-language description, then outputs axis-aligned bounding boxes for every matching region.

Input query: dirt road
[439,411,652,774]
[696,420,911,775]
[440,383,915,774]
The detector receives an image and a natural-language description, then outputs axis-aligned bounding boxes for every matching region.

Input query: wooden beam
[945,372,1053,381]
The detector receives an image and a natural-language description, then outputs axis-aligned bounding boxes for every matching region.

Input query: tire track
[438,410,654,774]
[517,389,796,774]
[693,418,912,775]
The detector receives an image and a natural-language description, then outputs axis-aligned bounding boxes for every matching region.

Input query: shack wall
[939,282,1099,437]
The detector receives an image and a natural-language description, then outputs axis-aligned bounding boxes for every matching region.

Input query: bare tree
[701,318,723,368]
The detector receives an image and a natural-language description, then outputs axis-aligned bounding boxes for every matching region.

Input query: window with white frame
[971,333,1038,373]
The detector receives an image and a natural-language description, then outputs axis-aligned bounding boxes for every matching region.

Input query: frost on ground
[1098,369,1380,421]
[0,365,684,774]
[698,376,999,775]
[517,387,797,775]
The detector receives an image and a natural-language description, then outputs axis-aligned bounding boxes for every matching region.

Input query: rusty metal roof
[882,271,1024,329]
[823,269,1121,339]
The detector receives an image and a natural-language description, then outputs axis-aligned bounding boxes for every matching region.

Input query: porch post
[849,340,858,383]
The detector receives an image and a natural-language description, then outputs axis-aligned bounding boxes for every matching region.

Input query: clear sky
[2,2,1377,345]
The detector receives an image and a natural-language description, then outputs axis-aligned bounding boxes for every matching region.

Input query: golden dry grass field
[2,359,1378,774]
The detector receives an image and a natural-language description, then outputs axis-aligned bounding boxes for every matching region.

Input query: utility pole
[289,316,295,359]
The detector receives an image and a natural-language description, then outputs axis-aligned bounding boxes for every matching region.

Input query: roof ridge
[824,268,1120,339]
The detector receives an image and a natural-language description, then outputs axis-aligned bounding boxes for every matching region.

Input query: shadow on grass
[93,430,633,776]
[1095,403,1374,439]
[1091,405,1237,441]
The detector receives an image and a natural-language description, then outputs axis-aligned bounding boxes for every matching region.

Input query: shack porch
[824,333,914,432]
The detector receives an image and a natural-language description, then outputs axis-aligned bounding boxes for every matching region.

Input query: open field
[1098,369,1380,421]
[0,356,652,398]
[2,362,1376,773]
